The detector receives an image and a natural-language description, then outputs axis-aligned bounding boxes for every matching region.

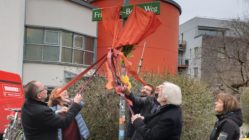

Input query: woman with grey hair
[128,81,182,140]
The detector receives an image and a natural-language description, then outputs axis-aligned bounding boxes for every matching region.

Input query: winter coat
[51,104,90,140]
[127,93,160,117]
[21,99,82,140]
[132,104,182,140]
[210,109,243,140]
[126,93,160,138]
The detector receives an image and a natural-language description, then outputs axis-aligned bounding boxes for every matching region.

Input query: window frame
[194,67,198,78]
[24,27,96,67]
[44,30,60,45]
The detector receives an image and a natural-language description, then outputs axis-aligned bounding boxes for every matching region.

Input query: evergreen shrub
[69,73,214,140]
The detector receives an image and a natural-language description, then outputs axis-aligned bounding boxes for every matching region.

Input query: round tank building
[91,0,181,74]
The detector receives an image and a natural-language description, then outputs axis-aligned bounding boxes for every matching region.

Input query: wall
[0,0,25,75]
[202,36,247,88]
[25,0,97,37]
[23,0,97,86]
[179,17,229,78]
[23,63,94,87]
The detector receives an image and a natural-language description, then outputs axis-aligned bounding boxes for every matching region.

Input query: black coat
[210,109,243,140]
[127,93,160,117]
[126,93,160,138]
[21,99,82,140]
[132,104,182,140]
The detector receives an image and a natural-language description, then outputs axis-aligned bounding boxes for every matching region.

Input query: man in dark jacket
[126,84,159,139]
[123,81,182,140]
[21,80,83,140]
[129,84,159,118]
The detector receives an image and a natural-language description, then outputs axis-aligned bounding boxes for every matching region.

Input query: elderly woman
[210,93,243,140]
[48,88,90,140]
[126,81,182,140]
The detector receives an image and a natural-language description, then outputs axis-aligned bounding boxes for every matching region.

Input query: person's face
[35,82,48,102]
[156,85,167,105]
[214,99,224,113]
[141,85,153,97]
[59,90,70,103]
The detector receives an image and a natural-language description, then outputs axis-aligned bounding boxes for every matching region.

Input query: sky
[174,0,249,24]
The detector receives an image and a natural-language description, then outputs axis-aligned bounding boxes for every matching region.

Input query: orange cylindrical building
[92,0,181,74]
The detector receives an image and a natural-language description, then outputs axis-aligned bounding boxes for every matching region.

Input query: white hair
[161,81,182,105]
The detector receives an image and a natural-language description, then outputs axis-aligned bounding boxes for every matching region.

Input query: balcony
[178,40,186,52]
[178,59,189,69]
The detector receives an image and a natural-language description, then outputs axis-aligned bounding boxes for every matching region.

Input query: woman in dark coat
[130,81,182,140]
[210,93,243,140]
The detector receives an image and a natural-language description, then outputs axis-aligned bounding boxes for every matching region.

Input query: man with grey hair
[124,81,182,140]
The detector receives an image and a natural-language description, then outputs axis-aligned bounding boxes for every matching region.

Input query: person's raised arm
[117,85,147,108]
[40,93,83,129]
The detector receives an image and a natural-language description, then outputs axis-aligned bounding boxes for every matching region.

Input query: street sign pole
[118,0,129,139]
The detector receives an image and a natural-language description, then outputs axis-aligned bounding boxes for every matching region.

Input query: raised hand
[131,114,144,123]
[73,93,82,104]
[55,106,68,114]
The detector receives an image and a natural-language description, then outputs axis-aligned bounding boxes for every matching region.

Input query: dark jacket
[21,99,82,140]
[126,93,160,138]
[127,93,160,117]
[210,109,243,140]
[132,104,182,140]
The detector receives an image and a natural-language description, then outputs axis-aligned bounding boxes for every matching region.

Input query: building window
[62,32,73,63]
[189,48,192,60]
[198,29,223,36]
[217,47,225,59]
[44,30,60,45]
[194,47,201,59]
[26,28,44,44]
[194,67,198,78]
[84,36,94,65]
[197,26,225,37]
[25,28,60,62]
[178,52,183,65]
[24,27,96,66]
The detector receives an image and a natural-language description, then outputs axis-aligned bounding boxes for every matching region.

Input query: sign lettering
[92,1,160,21]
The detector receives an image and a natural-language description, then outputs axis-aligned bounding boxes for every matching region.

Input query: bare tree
[201,19,249,94]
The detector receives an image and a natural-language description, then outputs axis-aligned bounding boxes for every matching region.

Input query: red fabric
[101,6,161,48]
[105,52,115,89]
[105,49,146,89]
[58,6,161,96]
[102,6,161,90]
[62,118,81,140]
[113,6,161,48]
[101,6,122,47]
[116,49,146,86]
